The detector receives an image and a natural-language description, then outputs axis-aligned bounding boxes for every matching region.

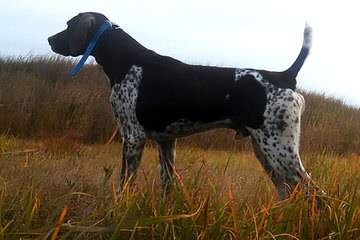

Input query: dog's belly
[145,118,235,140]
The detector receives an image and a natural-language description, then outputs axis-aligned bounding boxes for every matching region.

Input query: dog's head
[48,12,108,56]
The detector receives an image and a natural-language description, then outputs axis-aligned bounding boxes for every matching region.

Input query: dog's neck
[91,28,158,86]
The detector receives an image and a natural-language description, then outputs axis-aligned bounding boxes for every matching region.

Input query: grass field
[0,56,360,239]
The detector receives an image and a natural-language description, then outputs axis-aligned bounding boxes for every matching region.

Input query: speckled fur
[236,68,311,198]
[110,65,146,189]
[235,68,264,83]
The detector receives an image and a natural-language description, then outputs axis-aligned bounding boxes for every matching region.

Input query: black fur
[85,24,298,132]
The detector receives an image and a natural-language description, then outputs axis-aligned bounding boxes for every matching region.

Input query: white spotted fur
[235,68,264,83]
[246,88,309,198]
[110,65,146,189]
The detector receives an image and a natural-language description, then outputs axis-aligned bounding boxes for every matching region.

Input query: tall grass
[1,56,359,153]
[0,56,114,143]
[0,137,360,239]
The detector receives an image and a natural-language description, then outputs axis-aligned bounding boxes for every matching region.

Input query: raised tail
[285,23,312,80]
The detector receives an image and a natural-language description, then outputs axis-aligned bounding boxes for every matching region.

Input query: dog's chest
[109,65,142,125]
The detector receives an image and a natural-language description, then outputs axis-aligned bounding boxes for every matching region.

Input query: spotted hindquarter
[247,88,311,199]
[110,65,146,189]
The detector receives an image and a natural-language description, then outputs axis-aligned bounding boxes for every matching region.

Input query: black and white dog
[48,12,318,199]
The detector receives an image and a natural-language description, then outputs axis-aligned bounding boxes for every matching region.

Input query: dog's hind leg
[157,139,176,194]
[248,89,320,199]
[250,137,291,198]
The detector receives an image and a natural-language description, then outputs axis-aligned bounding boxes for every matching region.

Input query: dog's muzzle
[48,30,70,56]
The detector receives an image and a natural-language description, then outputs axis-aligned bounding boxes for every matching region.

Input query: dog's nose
[48,35,55,45]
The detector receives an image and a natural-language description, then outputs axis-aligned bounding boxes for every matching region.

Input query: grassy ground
[0,56,360,239]
[1,136,360,239]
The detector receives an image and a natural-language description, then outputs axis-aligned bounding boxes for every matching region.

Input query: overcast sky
[1,0,359,107]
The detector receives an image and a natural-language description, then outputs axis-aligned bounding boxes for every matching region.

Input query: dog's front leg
[119,133,146,192]
[109,65,146,192]
[157,139,176,195]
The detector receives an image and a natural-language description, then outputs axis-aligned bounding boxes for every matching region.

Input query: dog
[48,12,319,199]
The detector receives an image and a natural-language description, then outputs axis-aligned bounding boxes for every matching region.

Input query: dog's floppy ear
[68,13,96,56]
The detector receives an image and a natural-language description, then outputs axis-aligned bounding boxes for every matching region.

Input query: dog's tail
[284,23,312,83]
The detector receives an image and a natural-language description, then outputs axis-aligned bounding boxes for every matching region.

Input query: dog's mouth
[48,43,70,57]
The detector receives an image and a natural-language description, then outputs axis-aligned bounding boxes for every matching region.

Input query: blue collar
[69,20,113,76]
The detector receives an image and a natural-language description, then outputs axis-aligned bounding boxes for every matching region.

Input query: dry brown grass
[0,56,359,153]
[0,136,360,239]
[0,56,113,143]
